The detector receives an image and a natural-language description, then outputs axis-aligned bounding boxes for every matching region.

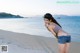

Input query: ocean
[0,16,80,42]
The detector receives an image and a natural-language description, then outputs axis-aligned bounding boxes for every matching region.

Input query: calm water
[0,17,80,42]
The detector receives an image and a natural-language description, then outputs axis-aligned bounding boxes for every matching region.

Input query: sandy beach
[0,29,80,53]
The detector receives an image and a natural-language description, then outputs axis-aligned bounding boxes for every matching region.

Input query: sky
[0,0,80,17]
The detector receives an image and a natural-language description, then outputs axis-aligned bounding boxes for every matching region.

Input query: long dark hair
[44,13,62,28]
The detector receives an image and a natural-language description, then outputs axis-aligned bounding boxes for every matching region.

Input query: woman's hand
[45,23,51,31]
[45,23,48,27]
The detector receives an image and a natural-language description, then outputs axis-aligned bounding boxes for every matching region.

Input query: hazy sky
[0,0,80,17]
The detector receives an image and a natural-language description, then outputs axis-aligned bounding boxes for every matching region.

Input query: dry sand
[0,29,80,53]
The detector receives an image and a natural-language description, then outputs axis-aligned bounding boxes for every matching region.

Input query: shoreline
[0,29,80,53]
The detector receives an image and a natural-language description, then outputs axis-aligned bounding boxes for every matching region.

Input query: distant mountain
[53,15,80,19]
[53,15,68,17]
[32,15,80,19]
[0,12,24,18]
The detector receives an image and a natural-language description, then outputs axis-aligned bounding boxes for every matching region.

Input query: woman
[43,13,71,53]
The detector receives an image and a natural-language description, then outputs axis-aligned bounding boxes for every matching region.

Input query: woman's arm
[48,26,56,36]
[48,26,58,39]
[45,24,58,39]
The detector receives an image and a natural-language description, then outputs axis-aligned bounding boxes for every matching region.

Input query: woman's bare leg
[58,43,66,53]
[64,43,70,53]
